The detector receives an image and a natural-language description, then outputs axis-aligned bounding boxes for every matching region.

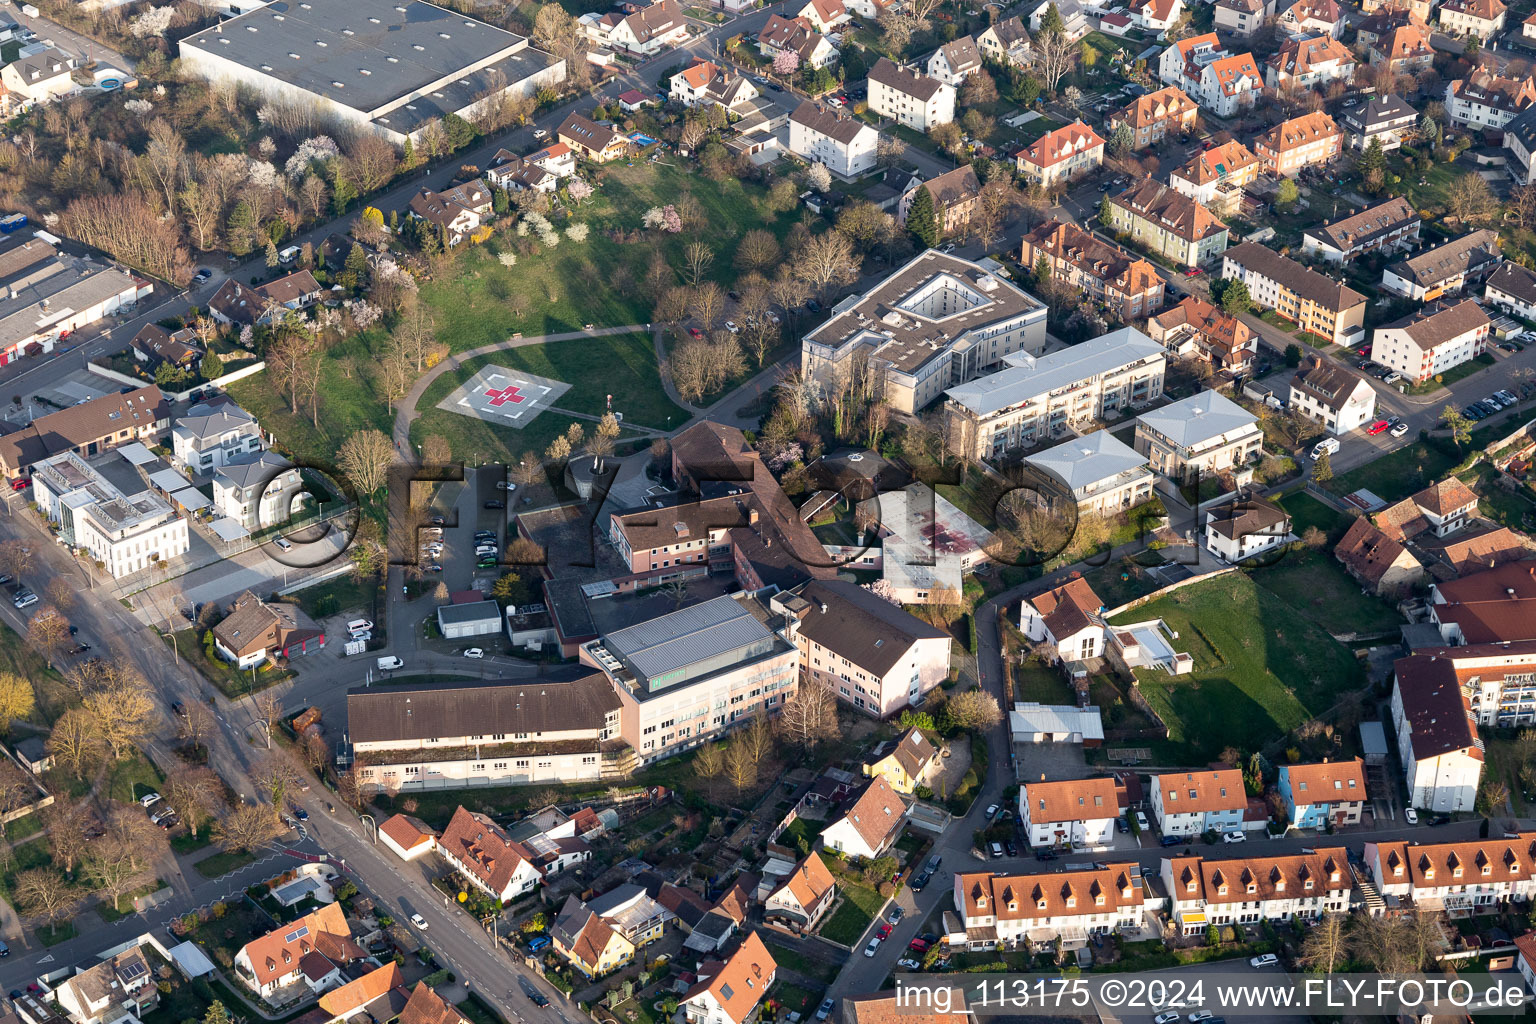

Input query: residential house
[1277,0,1344,35]
[796,0,850,31]
[1023,430,1155,515]
[1018,578,1106,663]
[682,933,777,1024]
[1215,0,1275,37]
[820,775,908,859]
[867,58,955,132]
[1438,0,1506,37]
[1203,496,1293,562]
[781,580,952,717]
[212,450,303,532]
[897,165,982,237]
[1520,933,1536,995]
[1379,477,1483,546]
[788,101,878,177]
[378,814,438,861]
[1107,85,1200,150]
[1107,180,1229,268]
[172,402,264,474]
[581,0,688,56]
[1159,36,1263,118]
[1356,3,1427,44]
[1360,0,1431,20]
[1302,196,1420,263]
[1528,8,1536,38]
[551,896,636,977]
[675,63,761,113]
[1382,230,1502,301]
[211,590,326,669]
[1445,69,1536,131]
[1277,759,1367,828]
[131,324,202,370]
[589,884,674,947]
[1504,105,1536,184]
[1390,652,1485,812]
[1148,294,1256,371]
[1220,242,1367,345]
[1162,849,1351,935]
[976,16,1031,65]
[1405,639,1536,727]
[671,60,723,106]
[1341,93,1417,150]
[1335,517,1427,598]
[1168,139,1261,215]
[1265,36,1355,93]
[55,948,158,1024]
[1430,561,1536,645]
[1487,261,1536,319]
[1373,298,1491,384]
[398,984,473,1024]
[1015,120,1105,187]
[438,805,543,902]
[757,15,839,68]
[1370,20,1434,74]
[950,865,1148,948]
[316,963,408,1023]
[1150,769,1247,835]
[0,48,75,113]
[234,904,365,999]
[1019,776,1120,849]
[926,36,981,86]
[1157,33,1221,87]
[1366,834,1536,911]
[1018,220,1164,321]
[862,727,939,793]
[1289,356,1377,434]
[1026,0,1092,37]
[1128,0,1184,32]
[407,185,487,247]
[1253,110,1342,176]
[486,146,572,192]
[557,113,629,162]
[1134,389,1263,481]
[763,854,837,930]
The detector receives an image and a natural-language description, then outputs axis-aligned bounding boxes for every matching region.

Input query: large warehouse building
[178,0,565,143]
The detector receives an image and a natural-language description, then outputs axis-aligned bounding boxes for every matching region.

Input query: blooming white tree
[566,223,589,242]
[862,579,899,604]
[129,6,174,37]
[567,178,593,202]
[284,136,340,180]
[760,439,803,471]
[247,160,281,190]
[238,324,255,349]
[122,98,153,116]
[350,301,383,329]
[498,251,518,267]
[806,162,832,193]
[257,137,278,159]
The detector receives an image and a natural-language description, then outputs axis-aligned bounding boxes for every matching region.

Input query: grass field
[1248,548,1402,635]
[1107,573,1366,762]
[1277,491,1349,541]
[1013,661,1075,704]
[1482,733,1531,815]
[765,942,838,984]
[819,880,886,946]
[193,849,258,878]
[106,750,164,805]
[407,334,689,464]
[1328,439,1461,503]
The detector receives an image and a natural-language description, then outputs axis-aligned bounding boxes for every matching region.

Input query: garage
[436,600,502,639]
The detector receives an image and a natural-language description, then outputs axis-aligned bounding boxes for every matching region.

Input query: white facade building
[1391,653,1485,813]
[212,451,305,532]
[1019,777,1119,849]
[1162,849,1353,936]
[867,57,955,132]
[1366,834,1536,912]
[788,101,879,178]
[1373,298,1491,385]
[171,403,264,474]
[1150,769,1247,835]
[31,451,189,580]
[952,866,1148,948]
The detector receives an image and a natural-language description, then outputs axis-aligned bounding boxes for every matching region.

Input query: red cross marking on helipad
[484,385,526,407]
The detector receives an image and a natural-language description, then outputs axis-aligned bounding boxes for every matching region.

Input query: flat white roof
[209,517,250,542]
[1135,388,1256,448]
[946,327,1163,417]
[1009,702,1105,741]
[1025,429,1149,493]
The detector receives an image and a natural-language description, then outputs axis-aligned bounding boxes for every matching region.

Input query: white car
[1389,422,1409,438]
[985,803,1000,819]
[410,914,428,929]
[1221,831,1246,844]
[496,481,518,491]
[12,594,36,610]
[1135,811,1150,831]
[1250,954,1278,968]
[531,128,548,139]
[274,537,293,551]
[1404,808,1419,825]
[139,793,162,809]
[348,619,374,633]
[723,321,739,333]
[464,648,484,659]
[1189,1014,1215,1023]
[1154,1014,1180,1024]
[863,937,880,957]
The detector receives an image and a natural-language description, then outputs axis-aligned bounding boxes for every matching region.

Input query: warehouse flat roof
[602,594,775,685]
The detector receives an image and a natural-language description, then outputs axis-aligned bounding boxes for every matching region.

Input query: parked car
[896,959,920,970]
[139,792,162,809]
[1221,831,1246,844]
[527,936,551,953]
[910,871,930,891]
[1430,814,1451,826]
[816,1001,835,1022]
[863,937,881,957]
[171,701,187,716]
[1367,419,1390,435]
[1159,835,1185,847]
[888,907,903,923]
[1035,848,1057,861]
[1135,811,1150,831]
[464,648,484,659]
[985,803,1000,819]
[291,804,309,821]
[410,913,428,929]
[1250,954,1279,968]
[484,499,506,509]
[989,842,1003,858]
[1390,422,1409,438]
[193,268,213,283]
[1155,1014,1181,1024]
[531,128,548,139]
[908,938,930,952]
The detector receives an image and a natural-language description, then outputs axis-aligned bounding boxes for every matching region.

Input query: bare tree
[691,282,726,331]
[793,231,860,300]
[339,429,394,497]
[44,578,76,613]
[1446,172,1498,225]
[300,731,332,773]
[43,800,89,875]
[946,688,1002,731]
[694,742,725,783]
[724,738,758,793]
[163,766,223,839]
[26,607,69,666]
[1033,30,1079,95]
[47,708,104,779]
[177,701,216,751]
[1298,913,1348,973]
[14,868,79,927]
[254,692,284,750]
[421,434,453,466]
[735,230,780,273]
[778,678,842,751]
[212,804,286,853]
[0,541,34,580]
[741,708,775,765]
[683,242,715,287]
[0,672,35,732]
[252,753,304,808]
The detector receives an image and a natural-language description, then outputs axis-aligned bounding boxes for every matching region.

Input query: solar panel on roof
[284,925,310,943]
[118,962,147,981]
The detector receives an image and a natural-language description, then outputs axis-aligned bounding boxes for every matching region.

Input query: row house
[1265,35,1355,93]
[1301,196,1420,264]
[1277,0,1345,35]
[1288,356,1377,434]
[926,35,981,86]
[1391,652,1485,813]
[1485,260,1536,319]
[1438,0,1506,36]
[1370,20,1434,75]
[1168,139,1260,216]
[1445,69,1536,132]
[1366,835,1536,912]
[1162,849,1351,936]
[1020,776,1120,849]
[1107,85,1199,150]
[976,16,1031,66]
[1341,93,1417,151]
[1382,229,1502,301]
[1148,294,1256,372]
[1221,241,1367,345]
[1252,110,1342,177]
[867,57,954,132]
[788,101,878,178]
[1373,297,1491,384]
[1277,759,1367,828]
[1019,219,1165,321]
[1150,769,1248,836]
[1133,389,1262,482]
[1107,179,1229,268]
[1015,120,1105,188]
[951,865,1148,948]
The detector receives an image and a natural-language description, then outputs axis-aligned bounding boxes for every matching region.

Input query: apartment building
[1402,640,1536,728]
[1485,260,1536,318]
[212,451,304,532]
[1365,834,1536,912]
[775,580,951,717]
[1019,776,1120,849]
[1373,298,1491,384]
[1341,93,1417,150]
[1018,219,1165,321]
[1162,849,1351,935]
[1023,430,1155,515]
[897,166,982,238]
[1253,111,1343,176]
[1168,139,1261,215]
[1382,230,1502,301]
[1391,652,1485,812]
[1015,120,1105,187]
[788,101,878,178]
[1133,390,1262,482]
[1288,356,1377,434]
[943,327,1166,460]
[801,250,1047,415]
[1150,769,1248,835]
[1506,105,1536,184]
[1108,180,1229,268]
[1369,20,1434,74]
[1265,35,1355,92]
[1303,196,1420,263]
[1445,68,1536,130]
[1147,295,1256,371]
[951,865,1148,948]
[1221,242,1367,345]
[1277,759,1367,827]
[1106,86,1200,149]
[1438,0,1506,36]
[867,57,955,132]
[31,450,190,580]
[171,402,264,473]
[1430,561,1536,646]
[976,16,1031,65]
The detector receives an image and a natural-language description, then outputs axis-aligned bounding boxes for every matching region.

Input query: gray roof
[945,326,1163,417]
[586,883,644,916]
[345,669,621,744]
[790,99,875,146]
[175,404,257,443]
[436,599,500,625]
[868,56,946,101]
[1135,389,1257,448]
[1487,261,1536,306]
[1343,92,1415,134]
[1222,242,1366,313]
[1505,103,1536,153]
[603,594,773,682]
[1386,230,1501,290]
[214,450,293,490]
[1025,429,1150,493]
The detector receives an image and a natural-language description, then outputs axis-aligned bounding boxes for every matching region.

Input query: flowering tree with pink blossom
[863,579,899,604]
[567,178,593,202]
[772,49,800,76]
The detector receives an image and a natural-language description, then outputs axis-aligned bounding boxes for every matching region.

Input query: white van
[278,245,301,264]
[347,618,374,634]
[377,656,403,670]
[1310,437,1340,460]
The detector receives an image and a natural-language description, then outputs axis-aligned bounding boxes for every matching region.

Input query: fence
[87,358,268,401]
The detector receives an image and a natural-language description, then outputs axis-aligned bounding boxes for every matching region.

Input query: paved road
[9,6,130,69]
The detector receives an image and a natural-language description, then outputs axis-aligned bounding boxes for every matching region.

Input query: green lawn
[1248,548,1402,635]
[291,574,378,622]
[1328,439,1461,503]
[97,879,169,922]
[769,981,819,1018]
[1482,732,1531,815]
[1460,463,1536,530]
[1013,661,1075,704]
[456,995,506,1024]
[1107,573,1366,763]
[764,942,838,984]
[1277,491,1350,542]
[37,922,77,946]
[106,750,164,805]
[819,880,886,945]
[193,850,258,878]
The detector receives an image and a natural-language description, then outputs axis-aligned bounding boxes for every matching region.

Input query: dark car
[9,991,20,1001]
[428,515,446,526]
[193,268,213,283]
[1159,835,1186,846]
[1035,848,1058,860]
[519,981,549,1007]
[424,563,444,573]
[484,499,506,509]
[171,701,187,717]
[1430,814,1452,826]
[1116,816,1128,833]
[68,625,78,635]
[67,644,91,656]
[474,530,496,541]
[910,871,930,891]
[291,804,309,821]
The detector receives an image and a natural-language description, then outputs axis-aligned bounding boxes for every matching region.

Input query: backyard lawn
[1482,733,1531,815]
[1106,573,1366,762]
[1248,548,1402,635]
[1328,439,1461,504]
[1013,661,1075,705]
[764,942,837,984]
[768,981,819,1019]
[1277,491,1349,542]
[819,880,886,946]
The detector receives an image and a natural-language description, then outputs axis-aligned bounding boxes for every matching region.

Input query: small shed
[436,599,502,639]
[1360,721,1388,766]
[168,941,216,979]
